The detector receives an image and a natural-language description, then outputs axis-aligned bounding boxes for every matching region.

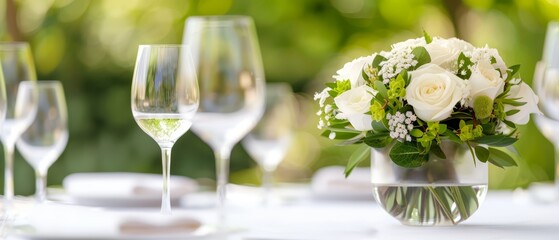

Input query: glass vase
[371,141,488,226]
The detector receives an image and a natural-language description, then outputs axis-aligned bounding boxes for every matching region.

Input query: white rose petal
[333,55,375,88]
[425,38,474,68]
[505,82,542,125]
[486,48,508,76]
[345,113,374,131]
[468,59,505,104]
[334,85,375,115]
[406,63,465,122]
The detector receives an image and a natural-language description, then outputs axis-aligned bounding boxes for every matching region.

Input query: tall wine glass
[0,43,37,201]
[534,21,559,194]
[131,45,199,214]
[16,81,68,203]
[183,16,265,223]
[242,83,295,205]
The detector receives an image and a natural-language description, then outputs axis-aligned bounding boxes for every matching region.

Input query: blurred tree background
[0,0,557,195]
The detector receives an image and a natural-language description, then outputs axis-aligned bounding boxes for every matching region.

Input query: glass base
[372,184,487,226]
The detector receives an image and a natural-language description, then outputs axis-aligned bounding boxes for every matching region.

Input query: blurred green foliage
[0,0,557,195]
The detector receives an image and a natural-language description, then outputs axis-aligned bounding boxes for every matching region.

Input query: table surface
[5,189,559,240]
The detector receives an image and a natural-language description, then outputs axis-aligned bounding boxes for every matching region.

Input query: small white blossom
[316,110,322,116]
[328,132,336,140]
[324,104,333,113]
[378,37,425,82]
[317,120,325,129]
[314,87,331,107]
[386,111,417,141]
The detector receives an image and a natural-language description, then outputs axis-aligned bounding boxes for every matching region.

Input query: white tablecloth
[5,190,559,240]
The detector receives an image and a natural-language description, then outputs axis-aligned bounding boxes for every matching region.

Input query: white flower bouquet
[316,32,541,175]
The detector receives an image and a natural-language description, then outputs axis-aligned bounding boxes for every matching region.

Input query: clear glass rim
[186,15,253,25]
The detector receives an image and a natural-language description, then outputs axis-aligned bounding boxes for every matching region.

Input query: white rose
[425,37,475,68]
[504,82,541,125]
[406,63,465,122]
[334,85,376,131]
[468,60,505,105]
[333,55,375,88]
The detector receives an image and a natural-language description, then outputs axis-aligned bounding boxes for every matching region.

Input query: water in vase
[372,184,488,226]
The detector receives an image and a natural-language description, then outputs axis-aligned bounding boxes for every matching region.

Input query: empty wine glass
[16,81,67,203]
[0,43,37,201]
[242,83,295,205]
[183,16,265,223]
[131,45,199,214]
[533,21,559,196]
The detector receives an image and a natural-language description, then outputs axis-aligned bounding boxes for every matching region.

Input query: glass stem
[261,168,273,206]
[3,142,15,202]
[160,146,173,215]
[35,168,48,203]
[214,145,231,227]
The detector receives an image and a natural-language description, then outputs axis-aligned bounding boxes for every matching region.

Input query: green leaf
[339,132,367,145]
[389,141,428,168]
[372,54,387,69]
[325,82,337,89]
[474,146,489,163]
[502,119,516,128]
[473,135,518,147]
[506,109,520,116]
[501,99,527,107]
[457,52,474,79]
[488,147,518,168]
[506,65,520,81]
[423,30,432,44]
[411,46,431,69]
[363,132,392,148]
[361,69,370,82]
[373,92,385,103]
[430,144,446,159]
[371,120,389,132]
[438,124,447,135]
[442,129,461,143]
[400,69,411,86]
[410,129,424,138]
[374,81,388,99]
[345,144,370,177]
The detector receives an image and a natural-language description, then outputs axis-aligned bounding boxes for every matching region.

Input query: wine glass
[16,81,68,203]
[183,16,265,223]
[0,42,37,201]
[242,83,295,205]
[131,45,199,214]
[533,21,559,197]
